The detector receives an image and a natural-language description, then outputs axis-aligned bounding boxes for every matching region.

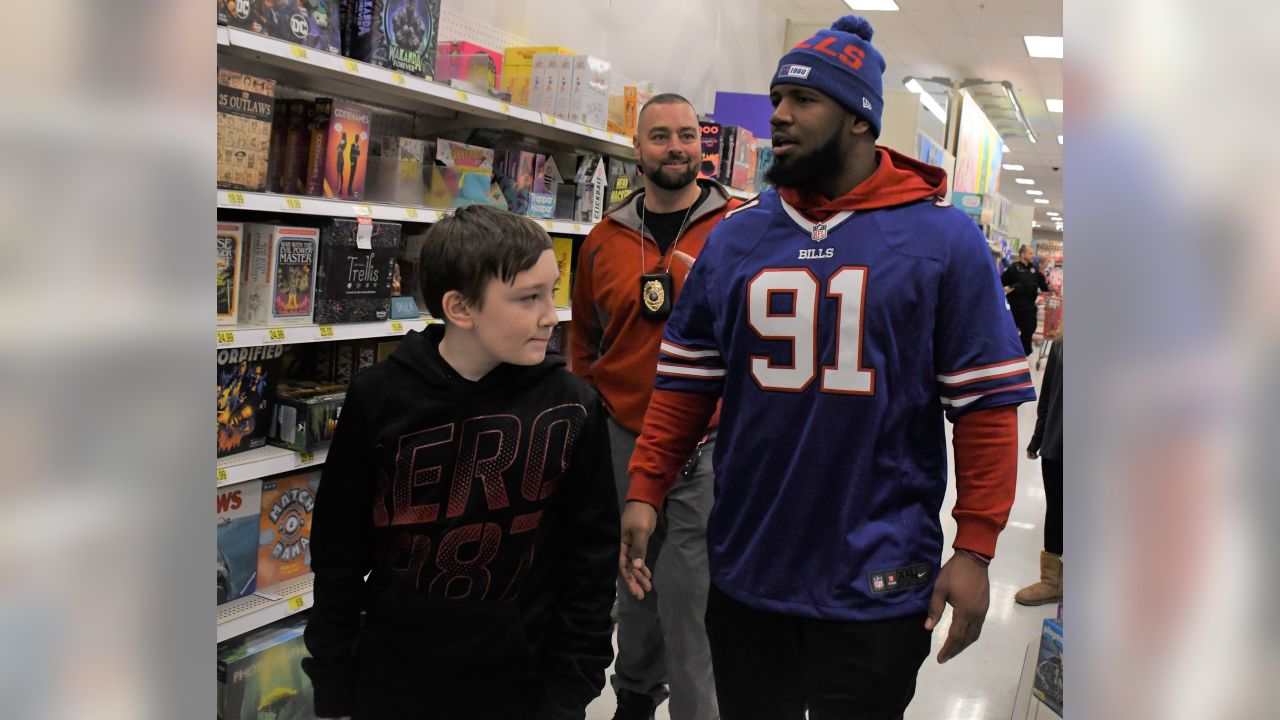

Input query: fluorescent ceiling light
[1003,144,1011,153]
[1003,163,1024,171]
[904,78,946,123]
[844,0,900,10]
[1026,190,1044,196]
[1015,178,1035,185]
[1046,98,1063,113]
[1024,36,1063,59]
[1035,199,1050,204]
[1058,135,1063,144]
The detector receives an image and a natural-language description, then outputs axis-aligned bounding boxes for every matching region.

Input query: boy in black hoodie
[302,206,619,719]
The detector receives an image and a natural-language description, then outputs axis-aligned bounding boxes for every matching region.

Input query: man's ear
[848,113,873,138]
[441,290,476,329]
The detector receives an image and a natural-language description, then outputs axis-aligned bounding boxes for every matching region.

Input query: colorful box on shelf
[216,0,341,53]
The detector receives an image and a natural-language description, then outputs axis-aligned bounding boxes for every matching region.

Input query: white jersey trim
[660,341,721,360]
[779,198,856,237]
[936,359,1029,386]
[656,363,727,378]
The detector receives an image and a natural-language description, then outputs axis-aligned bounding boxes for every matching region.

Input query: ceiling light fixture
[1015,178,1035,185]
[1058,135,1063,144]
[903,77,948,124]
[1047,98,1063,113]
[1024,36,1063,59]
[1034,199,1050,204]
[956,79,1036,144]
[1003,144,1011,153]
[843,0,900,10]
[1003,163,1024,171]
[1026,190,1044,196]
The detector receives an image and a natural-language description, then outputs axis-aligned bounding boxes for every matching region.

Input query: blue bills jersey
[655,189,1036,620]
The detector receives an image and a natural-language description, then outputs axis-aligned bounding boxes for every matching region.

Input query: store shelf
[219,28,632,157]
[217,444,327,488]
[216,25,229,46]
[216,190,597,235]
[215,308,570,351]
[217,574,314,643]
[1012,639,1062,720]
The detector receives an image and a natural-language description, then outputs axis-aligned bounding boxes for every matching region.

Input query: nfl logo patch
[872,575,885,591]
[811,223,828,242]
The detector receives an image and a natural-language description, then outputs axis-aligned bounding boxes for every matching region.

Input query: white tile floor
[586,363,1058,720]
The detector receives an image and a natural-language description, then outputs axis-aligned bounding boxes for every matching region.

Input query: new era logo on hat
[779,64,812,79]
[863,97,873,111]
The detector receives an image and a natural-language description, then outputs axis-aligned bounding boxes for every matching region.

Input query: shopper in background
[1017,331,1064,605]
[303,206,618,720]
[1002,244,1050,355]
[619,15,1034,720]
[571,93,741,720]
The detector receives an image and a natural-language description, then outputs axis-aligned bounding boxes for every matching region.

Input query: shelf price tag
[216,468,228,483]
[543,220,554,231]
[499,102,511,113]
[404,207,419,219]
[391,72,406,85]
[287,595,306,611]
[354,204,372,217]
[216,330,236,345]
[318,325,335,338]
[572,223,582,233]
[267,328,286,342]
[298,451,315,464]
[545,115,557,126]
[343,59,359,73]
[290,45,308,60]
[224,192,245,206]
[389,321,405,333]
[455,89,470,102]
[284,197,302,210]
[583,127,593,136]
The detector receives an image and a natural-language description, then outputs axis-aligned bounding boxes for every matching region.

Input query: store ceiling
[762,0,1063,228]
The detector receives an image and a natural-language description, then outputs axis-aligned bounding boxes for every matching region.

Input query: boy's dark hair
[418,205,553,319]
[637,93,695,124]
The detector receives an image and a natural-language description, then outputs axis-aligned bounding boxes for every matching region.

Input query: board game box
[304,98,333,196]
[269,382,345,453]
[217,223,245,326]
[219,0,342,53]
[1032,617,1064,715]
[217,480,262,605]
[257,471,320,588]
[552,235,573,307]
[436,40,502,89]
[323,98,372,200]
[217,617,314,720]
[217,345,286,457]
[239,224,319,326]
[217,69,277,191]
[567,55,612,129]
[313,219,401,323]
[345,0,440,79]
[698,119,724,181]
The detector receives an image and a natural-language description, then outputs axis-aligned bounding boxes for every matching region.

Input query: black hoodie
[302,325,618,719]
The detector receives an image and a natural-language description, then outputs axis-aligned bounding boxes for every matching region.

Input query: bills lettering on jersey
[798,248,834,260]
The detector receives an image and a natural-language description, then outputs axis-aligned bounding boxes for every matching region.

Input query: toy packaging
[567,55,612,129]
[218,0,342,53]
[257,471,320,588]
[502,45,574,108]
[239,224,319,326]
[323,98,372,200]
[217,480,262,605]
[269,382,345,452]
[698,120,724,181]
[217,69,277,191]
[436,40,502,90]
[217,345,286,457]
[575,154,607,223]
[552,235,573,307]
[553,54,575,119]
[428,140,500,208]
[217,222,246,326]
[1032,617,1064,715]
[345,0,440,79]
[313,219,401,323]
[304,98,334,196]
[217,617,314,720]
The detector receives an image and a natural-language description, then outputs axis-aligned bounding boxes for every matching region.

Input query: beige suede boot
[1015,552,1063,606]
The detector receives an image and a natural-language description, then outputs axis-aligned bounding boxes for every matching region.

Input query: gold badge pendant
[639,272,673,320]
[644,279,665,312]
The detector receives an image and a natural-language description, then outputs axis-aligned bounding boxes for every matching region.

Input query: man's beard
[642,155,699,191]
[765,125,847,191]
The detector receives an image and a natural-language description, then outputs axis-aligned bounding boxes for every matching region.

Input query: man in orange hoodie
[570,93,740,720]
[618,16,1035,720]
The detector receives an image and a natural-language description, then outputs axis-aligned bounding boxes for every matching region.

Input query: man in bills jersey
[619,15,1036,719]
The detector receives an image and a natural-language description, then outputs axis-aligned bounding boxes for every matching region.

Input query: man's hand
[672,250,696,269]
[924,551,991,663]
[619,501,658,599]
[1027,448,1039,460]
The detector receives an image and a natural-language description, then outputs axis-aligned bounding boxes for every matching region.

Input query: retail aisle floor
[586,359,1058,720]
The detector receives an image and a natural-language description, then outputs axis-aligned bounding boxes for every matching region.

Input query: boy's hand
[619,501,658,599]
[924,551,991,663]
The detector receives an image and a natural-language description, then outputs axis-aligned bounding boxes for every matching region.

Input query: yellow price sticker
[573,223,582,233]
[287,595,306,611]
[390,321,405,333]
[268,328,286,342]
[455,89,469,102]
[343,59,359,73]
[405,208,419,219]
[391,72,406,85]
[545,115,557,126]
[543,220,554,230]
[290,45,308,60]
[354,204,372,216]
[499,102,511,113]
[225,192,245,206]
[318,325,335,338]
[284,197,302,210]
[584,127,593,136]
[216,468,228,483]
[217,330,236,345]
[298,451,315,464]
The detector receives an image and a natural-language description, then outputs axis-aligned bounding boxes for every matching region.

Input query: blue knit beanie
[771,15,887,136]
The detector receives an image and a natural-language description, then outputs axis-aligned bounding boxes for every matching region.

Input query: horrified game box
[313,219,401,324]
[217,345,285,457]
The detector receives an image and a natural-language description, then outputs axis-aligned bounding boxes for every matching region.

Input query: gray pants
[608,418,719,720]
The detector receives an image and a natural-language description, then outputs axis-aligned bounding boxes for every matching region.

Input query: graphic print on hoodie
[302,325,618,719]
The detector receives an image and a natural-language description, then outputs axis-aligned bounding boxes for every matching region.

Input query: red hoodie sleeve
[568,241,600,387]
[951,405,1019,557]
[625,389,717,508]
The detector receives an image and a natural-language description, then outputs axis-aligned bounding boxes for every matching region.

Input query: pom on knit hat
[771,15,887,135]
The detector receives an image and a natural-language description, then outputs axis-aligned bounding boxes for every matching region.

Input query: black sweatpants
[1012,304,1038,356]
[1042,457,1063,555]
[704,584,932,720]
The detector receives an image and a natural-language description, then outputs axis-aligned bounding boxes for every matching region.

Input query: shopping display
[239,224,319,327]
[217,617,315,720]
[217,481,263,605]
[217,345,286,457]
[218,0,343,53]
